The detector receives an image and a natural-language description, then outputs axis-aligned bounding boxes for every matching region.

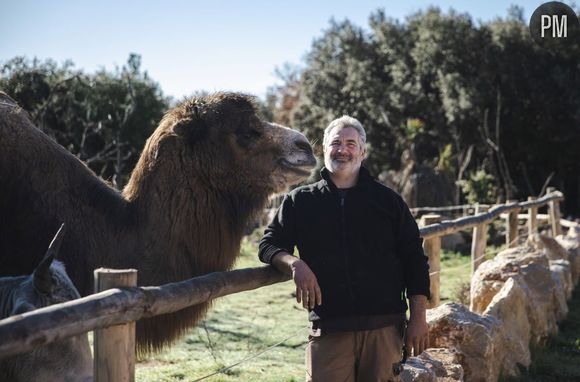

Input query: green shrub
[457,169,497,204]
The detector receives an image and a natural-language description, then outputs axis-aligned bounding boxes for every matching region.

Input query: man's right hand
[291,259,322,309]
[271,252,322,309]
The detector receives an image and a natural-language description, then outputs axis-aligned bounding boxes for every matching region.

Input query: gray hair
[323,115,366,147]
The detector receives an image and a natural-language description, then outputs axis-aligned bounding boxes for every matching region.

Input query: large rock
[400,348,464,382]
[470,246,547,313]
[427,303,502,382]
[556,229,580,286]
[551,258,573,299]
[426,231,580,381]
[549,260,571,319]
[527,234,569,261]
[400,357,435,382]
[519,262,560,342]
[565,223,580,238]
[483,276,531,378]
[470,245,563,343]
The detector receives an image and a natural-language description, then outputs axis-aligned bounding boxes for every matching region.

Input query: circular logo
[529,2,579,49]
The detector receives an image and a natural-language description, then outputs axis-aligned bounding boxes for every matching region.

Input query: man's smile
[331,154,352,162]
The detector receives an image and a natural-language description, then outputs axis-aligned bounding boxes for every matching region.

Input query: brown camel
[0,91,316,352]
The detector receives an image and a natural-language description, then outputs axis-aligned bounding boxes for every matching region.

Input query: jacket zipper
[340,195,356,305]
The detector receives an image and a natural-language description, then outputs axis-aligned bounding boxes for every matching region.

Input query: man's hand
[291,259,322,309]
[406,295,429,356]
[271,252,322,309]
[406,317,429,356]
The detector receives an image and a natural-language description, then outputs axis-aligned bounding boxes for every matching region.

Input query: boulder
[555,231,580,286]
[520,262,560,342]
[400,358,435,382]
[427,303,502,382]
[549,260,570,319]
[400,348,464,382]
[550,258,573,298]
[470,244,563,343]
[470,246,547,313]
[569,250,580,286]
[565,223,580,238]
[527,233,569,261]
[483,276,531,378]
[426,231,579,381]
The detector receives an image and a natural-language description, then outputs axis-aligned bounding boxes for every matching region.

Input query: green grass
[135,236,574,381]
[439,250,471,304]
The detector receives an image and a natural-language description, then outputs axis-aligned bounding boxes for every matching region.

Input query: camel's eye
[236,127,262,146]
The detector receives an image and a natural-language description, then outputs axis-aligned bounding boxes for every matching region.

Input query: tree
[267,7,580,214]
[0,54,169,188]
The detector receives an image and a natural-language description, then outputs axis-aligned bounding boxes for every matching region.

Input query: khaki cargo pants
[305,325,403,382]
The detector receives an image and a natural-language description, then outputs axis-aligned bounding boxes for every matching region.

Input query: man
[259,116,430,382]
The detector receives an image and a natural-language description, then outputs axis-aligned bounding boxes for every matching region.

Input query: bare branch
[539,172,555,197]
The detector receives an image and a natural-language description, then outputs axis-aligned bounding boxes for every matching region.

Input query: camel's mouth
[278,158,316,177]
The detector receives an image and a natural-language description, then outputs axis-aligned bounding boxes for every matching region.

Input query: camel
[0,91,316,352]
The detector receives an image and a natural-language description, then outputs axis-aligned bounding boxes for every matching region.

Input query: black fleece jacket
[259,167,430,321]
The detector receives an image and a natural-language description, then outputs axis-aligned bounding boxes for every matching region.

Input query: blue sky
[1,1,548,100]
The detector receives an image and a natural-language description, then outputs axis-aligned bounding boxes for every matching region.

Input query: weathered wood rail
[419,188,564,307]
[0,188,570,381]
[0,266,289,358]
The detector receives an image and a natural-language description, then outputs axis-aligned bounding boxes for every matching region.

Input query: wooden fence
[419,187,565,308]
[0,188,570,381]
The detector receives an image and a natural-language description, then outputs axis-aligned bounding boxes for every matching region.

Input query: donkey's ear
[33,223,65,294]
[172,105,208,141]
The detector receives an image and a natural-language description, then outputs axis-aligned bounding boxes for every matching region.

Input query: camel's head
[151,92,317,195]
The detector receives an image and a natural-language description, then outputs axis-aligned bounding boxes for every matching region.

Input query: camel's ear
[173,105,208,142]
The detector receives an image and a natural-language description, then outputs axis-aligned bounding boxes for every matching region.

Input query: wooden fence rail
[0,189,570,381]
[419,191,563,239]
[0,266,289,359]
[419,190,564,308]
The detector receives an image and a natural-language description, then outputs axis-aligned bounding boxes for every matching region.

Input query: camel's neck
[122,166,265,284]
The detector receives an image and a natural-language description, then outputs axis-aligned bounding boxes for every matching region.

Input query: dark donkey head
[0,224,93,382]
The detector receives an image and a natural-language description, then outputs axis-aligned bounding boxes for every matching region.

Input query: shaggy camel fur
[0,91,316,352]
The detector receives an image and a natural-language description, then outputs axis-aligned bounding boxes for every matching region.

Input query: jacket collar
[319,166,373,191]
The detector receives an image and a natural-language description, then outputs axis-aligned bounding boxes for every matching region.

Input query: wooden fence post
[527,196,538,236]
[506,200,520,248]
[547,187,563,237]
[94,269,138,382]
[420,214,442,309]
[471,205,489,274]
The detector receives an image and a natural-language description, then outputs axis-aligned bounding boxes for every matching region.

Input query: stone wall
[400,226,580,382]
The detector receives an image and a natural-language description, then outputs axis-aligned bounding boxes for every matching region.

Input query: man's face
[323,126,366,177]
